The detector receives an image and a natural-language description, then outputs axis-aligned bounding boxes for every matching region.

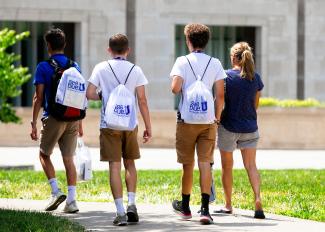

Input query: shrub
[88,100,102,109]
[259,98,325,108]
[0,28,31,123]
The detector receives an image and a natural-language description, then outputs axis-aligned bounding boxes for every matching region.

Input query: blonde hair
[230,42,255,80]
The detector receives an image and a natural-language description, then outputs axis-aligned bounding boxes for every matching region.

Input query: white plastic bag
[104,84,137,131]
[74,138,92,181]
[181,77,215,124]
[56,67,88,110]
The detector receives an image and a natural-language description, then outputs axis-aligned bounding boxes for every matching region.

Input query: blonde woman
[214,42,265,219]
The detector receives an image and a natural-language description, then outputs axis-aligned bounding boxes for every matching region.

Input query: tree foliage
[0,28,31,123]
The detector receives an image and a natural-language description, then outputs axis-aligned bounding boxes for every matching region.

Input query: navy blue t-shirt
[33,54,81,117]
[221,69,264,133]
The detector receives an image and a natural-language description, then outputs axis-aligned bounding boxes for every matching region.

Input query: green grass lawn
[0,170,324,222]
[0,209,84,232]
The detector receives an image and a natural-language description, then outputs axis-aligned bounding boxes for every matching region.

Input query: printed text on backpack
[48,58,86,121]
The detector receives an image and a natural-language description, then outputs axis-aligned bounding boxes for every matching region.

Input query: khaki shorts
[40,116,79,156]
[176,122,217,164]
[100,127,140,162]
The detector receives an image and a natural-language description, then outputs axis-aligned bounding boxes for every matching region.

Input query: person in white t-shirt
[86,34,152,226]
[170,23,226,224]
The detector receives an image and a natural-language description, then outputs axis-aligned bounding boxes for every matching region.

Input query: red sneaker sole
[200,216,213,224]
[174,210,192,220]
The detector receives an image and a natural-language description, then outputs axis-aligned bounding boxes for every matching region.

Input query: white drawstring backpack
[55,67,87,110]
[104,62,137,131]
[181,56,215,124]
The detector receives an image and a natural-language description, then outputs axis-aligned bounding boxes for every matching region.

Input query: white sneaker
[63,200,79,213]
[45,189,66,211]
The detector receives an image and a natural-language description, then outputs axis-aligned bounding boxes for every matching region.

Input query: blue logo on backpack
[114,105,130,116]
[67,80,85,92]
[189,100,208,113]
[201,101,207,111]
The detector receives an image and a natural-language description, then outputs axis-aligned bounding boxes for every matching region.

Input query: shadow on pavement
[215,222,277,227]
[62,210,279,232]
[237,214,287,222]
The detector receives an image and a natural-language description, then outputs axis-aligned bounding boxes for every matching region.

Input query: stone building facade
[304,0,325,100]
[0,0,324,109]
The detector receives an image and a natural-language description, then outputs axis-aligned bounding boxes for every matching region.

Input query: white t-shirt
[88,59,148,128]
[170,52,227,120]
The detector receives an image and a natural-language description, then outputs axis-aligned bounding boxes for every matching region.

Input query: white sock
[48,178,59,195]
[114,198,125,216]
[67,185,76,204]
[128,192,136,206]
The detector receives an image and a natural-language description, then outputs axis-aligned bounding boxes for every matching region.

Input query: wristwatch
[215,119,221,125]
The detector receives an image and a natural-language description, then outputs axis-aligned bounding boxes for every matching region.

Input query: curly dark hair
[44,28,66,51]
[109,33,129,54]
[184,23,210,49]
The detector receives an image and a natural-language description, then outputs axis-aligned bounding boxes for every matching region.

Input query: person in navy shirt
[214,42,265,219]
[30,28,82,213]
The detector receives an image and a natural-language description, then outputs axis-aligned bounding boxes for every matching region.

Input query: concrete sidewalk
[1,198,325,232]
[1,147,325,170]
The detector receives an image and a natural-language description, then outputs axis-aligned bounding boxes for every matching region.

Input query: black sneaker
[172,200,192,220]
[127,204,139,224]
[200,208,213,225]
[254,210,266,219]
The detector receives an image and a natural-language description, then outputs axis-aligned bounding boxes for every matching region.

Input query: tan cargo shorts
[40,116,79,156]
[100,126,140,162]
[176,122,217,164]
